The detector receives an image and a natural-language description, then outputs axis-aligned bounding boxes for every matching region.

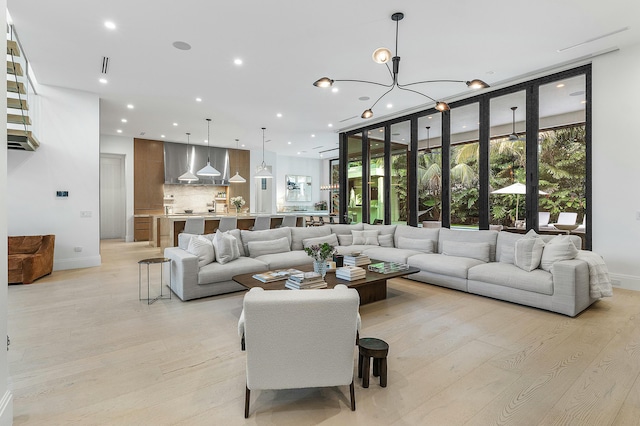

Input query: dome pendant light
[197,118,221,177]
[255,127,273,179]
[229,138,246,183]
[178,132,199,182]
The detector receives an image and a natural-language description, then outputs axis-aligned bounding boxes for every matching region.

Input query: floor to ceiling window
[339,65,591,248]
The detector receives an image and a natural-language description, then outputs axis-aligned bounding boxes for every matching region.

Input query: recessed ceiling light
[161,135,166,138]
[328,123,333,127]
[277,113,282,118]
[332,87,339,93]
[581,100,587,104]
[462,125,467,129]
[99,78,108,84]
[127,104,134,109]
[173,123,178,126]
[121,118,127,123]
[195,97,202,102]
[297,152,301,155]
[204,139,208,143]
[556,83,565,88]
[104,21,116,30]
[428,116,432,119]
[172,41,191,51]
[386,103,393,108]
[359,96,370,101]
[288,141,292,145]
[116,129,122,133]
[241,144,245,147]
[234,58,243,65]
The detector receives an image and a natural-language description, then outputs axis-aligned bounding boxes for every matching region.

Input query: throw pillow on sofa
[248,236,291,258]
[303,233,339,249]
[397,236,434,253]
[442,240,490,262]
[213,230,240,265]
[514,236,545,272]
[351,230,379,245]
[378,233,394,248]
[540,235,579,271]
[337,235,353,246]
[187,235,215,267]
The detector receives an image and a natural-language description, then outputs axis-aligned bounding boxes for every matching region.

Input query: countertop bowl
[554,224,579,231]
[183,209,193,214]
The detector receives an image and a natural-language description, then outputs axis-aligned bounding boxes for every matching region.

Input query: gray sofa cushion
[396,237,434,253]
[438,228,498,261]
[248,236,290,258]
[240,228,292,255]
[363,247,422,264]
[514,237,545,272]
[290,226,331,250]
[329,223,363,236]
[394,226,439,249]
[197,256,268,285]
[302,233,339,248]
[363,223,397,236]
[255,251,313,270]
[442,240,490,263]
[468,262,553,295]
[351,230,380,245]
[408,253,484,279]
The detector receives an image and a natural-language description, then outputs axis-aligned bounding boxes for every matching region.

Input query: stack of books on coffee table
[336,265,367,281]
[285,271,327,289]
[252,268,303,283]
[343,254,371,267]
[368,261,410,274]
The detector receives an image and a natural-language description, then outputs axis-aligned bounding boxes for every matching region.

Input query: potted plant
[230,196,245,215]
[304,242,336,278]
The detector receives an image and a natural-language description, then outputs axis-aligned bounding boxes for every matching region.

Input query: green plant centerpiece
[304,242,336,278]
[230,196,245,214]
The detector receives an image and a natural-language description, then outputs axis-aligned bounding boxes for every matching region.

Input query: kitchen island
[151,213,310,250]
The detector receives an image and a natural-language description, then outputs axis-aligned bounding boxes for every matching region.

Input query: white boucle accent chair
[239,285,360,418]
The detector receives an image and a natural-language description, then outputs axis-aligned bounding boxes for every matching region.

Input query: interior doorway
[100,154,126,239]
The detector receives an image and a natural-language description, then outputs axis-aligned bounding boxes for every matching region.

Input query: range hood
[164,142,230,185]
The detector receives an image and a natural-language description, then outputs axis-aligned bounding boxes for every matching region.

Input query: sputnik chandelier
[313,12,490,119]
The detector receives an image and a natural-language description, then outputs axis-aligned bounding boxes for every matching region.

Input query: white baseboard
[0,390,13,426]
[610,273,640,292]
[53,255,102,271]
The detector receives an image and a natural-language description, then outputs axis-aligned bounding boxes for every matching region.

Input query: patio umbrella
[491,182,547,221]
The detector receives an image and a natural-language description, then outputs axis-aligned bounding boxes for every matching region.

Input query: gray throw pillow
[397,237,434,253]
[338,234,353,246]
[500,245,515,264]
[302,233,339,249]
[378,234,394,248]
[187,235,215,267]
[248,236,291,258]
[514,237,545,271]
[540,235,579,271]
[212,231,240,264]
[442,240,490,262]
[351,230,379,245]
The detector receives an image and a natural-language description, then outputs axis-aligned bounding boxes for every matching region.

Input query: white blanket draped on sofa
[576,251,613,298]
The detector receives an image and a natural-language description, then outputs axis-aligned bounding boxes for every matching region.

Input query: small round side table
[138,257,172,305]
[358,337,389,388]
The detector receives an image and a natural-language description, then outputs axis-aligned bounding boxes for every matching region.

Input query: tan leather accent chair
[8,235,55,284]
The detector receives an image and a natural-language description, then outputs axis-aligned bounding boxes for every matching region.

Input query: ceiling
[7,1,640,159]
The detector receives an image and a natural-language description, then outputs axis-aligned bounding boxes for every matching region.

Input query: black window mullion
[339,133,348,223]
[441,110,451,228]
[362,132,370,225]
[525,84,540,231]
[478,97,490,230]
[408,116,419,226]
[384,124,391,224]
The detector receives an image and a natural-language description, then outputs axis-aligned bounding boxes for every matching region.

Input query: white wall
[8,85,101,270]
[0,2,12,423]
[592,42,640,290]
[100,134,134,241]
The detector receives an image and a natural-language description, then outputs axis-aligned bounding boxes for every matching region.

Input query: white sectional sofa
[163,223,606,317]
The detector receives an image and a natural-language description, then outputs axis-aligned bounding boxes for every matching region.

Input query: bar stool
[358,337,389,388]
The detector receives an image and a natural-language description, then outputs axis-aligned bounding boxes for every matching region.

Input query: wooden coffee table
[232,262,419,305]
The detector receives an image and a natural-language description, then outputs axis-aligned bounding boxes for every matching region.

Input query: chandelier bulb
[372,47,392,64]
[313,77,334,88]
[435,102,450,112]
[361,109,374,119]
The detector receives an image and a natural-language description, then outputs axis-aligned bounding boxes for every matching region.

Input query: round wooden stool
[358,337,389,388]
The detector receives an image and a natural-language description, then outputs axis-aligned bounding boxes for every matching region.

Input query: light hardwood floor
[7,240,640,425]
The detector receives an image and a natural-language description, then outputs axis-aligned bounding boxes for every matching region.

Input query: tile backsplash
[163,185,228,213]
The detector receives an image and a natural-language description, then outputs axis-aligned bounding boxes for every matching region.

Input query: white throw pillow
[302,233,339,249]
[514,237,545,272]
[337,234,353,246]
[500,245,515,264]
[187,235,215,267]
[378,234,394,248]
[442,240,490,262]
[396,237,434,253]
[248,236,291,258]
[351,230,379,245]
[540,235,579,271]
[212,230,240,265]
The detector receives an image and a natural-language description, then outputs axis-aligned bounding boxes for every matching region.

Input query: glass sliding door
[538,74,587,232]
[389,121,409,225]
[450,103,480,229]
[489,91,526,228]
[347,133,363,224]
[417,114,442,224]
[368,127,385,224]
